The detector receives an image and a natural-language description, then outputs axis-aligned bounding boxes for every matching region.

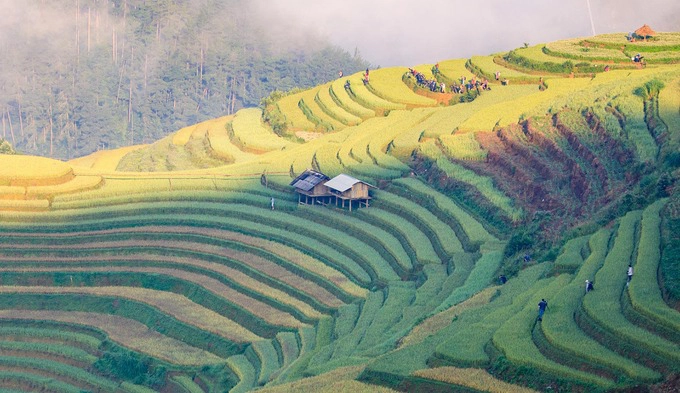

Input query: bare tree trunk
[120,33,125,67]
[129,80,133,140]
[17,101,24,137]
[128,45,133,121]
[6,109,15,145]
[49,103,54,156]
[75,0,80,65]
[224,75,231,114]
[74,121,78,151]
[87,6,91,53]
[112,27,116,64]
[96,9,100,45]
[2,114,5,139]
[144,54,148,90]
[116,66,124,102]
[27,116,35,147]
[200,46,204,84]
[228,78,235,114]
[128,79,132,124]
[129,44,134,145]
[119,0,127,68]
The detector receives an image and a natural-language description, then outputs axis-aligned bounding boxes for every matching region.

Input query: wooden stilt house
[290,169,331,205]
[324,174,375,211]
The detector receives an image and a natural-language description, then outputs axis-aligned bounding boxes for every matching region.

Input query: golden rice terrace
[0,32,679,393]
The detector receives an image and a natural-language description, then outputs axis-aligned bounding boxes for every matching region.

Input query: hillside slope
[0,32,678,393]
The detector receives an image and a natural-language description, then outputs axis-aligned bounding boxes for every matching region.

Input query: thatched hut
[634,24,656,40]
[324,174,375,211]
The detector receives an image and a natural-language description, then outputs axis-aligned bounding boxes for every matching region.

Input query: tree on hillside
[0,138,16,154]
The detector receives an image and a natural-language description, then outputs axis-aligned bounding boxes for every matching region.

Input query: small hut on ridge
[324,173,374,211]
[290,169,330,205]
[634,24,656,40]
[290,170,375,210]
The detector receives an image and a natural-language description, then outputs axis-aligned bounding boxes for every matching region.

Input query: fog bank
[255,0,680,67]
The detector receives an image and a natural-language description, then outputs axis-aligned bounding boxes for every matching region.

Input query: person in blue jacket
[537,299,548,321]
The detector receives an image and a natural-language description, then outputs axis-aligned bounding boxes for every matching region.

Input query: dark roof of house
[290,170,330,192]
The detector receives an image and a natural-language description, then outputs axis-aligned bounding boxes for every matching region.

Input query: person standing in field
[537,299,548,321]
[585,280,594,293]
[271,197,275,210]
[627,264,633,286]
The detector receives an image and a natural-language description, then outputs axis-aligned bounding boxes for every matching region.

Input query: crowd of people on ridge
[342,63,509,96]
[406,65,492,95]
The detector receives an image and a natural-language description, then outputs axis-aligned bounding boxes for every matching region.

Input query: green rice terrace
[0,31,679,392]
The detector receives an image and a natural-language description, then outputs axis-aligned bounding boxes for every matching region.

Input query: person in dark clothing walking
[537,299,548,321]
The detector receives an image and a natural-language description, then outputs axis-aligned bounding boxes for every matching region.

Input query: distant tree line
[0,0,369,159]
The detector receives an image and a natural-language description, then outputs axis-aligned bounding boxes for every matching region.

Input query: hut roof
[325,174,374,193]
[290,170,330,192]
[635,24,656,37]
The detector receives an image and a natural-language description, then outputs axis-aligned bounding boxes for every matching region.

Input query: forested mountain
[0,0,369,159]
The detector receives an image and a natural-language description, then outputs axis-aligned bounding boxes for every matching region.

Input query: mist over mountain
[260,0,680,67]
[0,0,369,159]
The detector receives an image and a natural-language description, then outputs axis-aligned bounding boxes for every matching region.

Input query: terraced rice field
[329,78,376,119]
[544,39,630,62]
[297,86,347,131]
[230,109,295,153]
[437,59,477,84]
[0,31,678,393]
[276,91,317,131]
[469,55,538,81]
[345,71,407,113]
[315,83,363,126]
[365,67,438,107]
